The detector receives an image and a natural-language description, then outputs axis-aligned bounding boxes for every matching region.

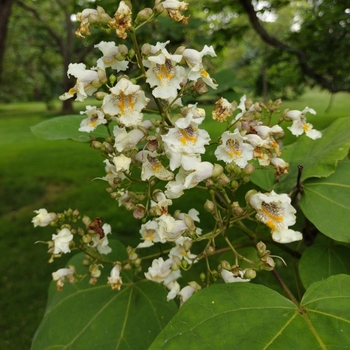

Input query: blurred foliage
[0,0,349,105]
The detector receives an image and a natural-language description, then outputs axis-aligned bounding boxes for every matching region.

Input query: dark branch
[238,0,342,93]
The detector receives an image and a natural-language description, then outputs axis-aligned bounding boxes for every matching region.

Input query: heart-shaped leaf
[31,240,178,350]
[150,274,350,349]
[31,115,109,142]
[299,243,350,289]
[299,158,350,242]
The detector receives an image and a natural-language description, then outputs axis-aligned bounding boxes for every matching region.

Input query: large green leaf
[31,240,178,350]
[31,115,109,142]
[299,158,350,242]
[299,243,350,289]
[251,117,350,192]
[150,274,350,349]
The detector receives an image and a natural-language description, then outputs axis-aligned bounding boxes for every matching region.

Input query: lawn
[0,89,349,349]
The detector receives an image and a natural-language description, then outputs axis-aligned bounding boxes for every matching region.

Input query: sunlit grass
[0,89,349,349]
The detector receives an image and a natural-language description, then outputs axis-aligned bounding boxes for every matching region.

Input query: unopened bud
[220,260,231,271]
[91,140,103,149]
[82,234,92,244]
[243,163,255,175]
[204,199,215,214]
[211,163,224,178]
[245,189,257,205]
[217,173,230,186]
[183,238,193,251]
[133,204,146,219]
[94,91,107,100]
[194,79,208,94]
[141,43,152,56]
[109,74,117,85]
[244,268,256,279]
[199,272,206,282]
[135,8,153,25]
[183,214,196,231]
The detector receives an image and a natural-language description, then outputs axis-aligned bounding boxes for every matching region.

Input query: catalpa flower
[249,191,303,243]
[162,0,189,24]
[102,78,150,127]
[215,129,254,168]
[144,43,186,100]
[52,268,74,291]
[79,105,107,133]
[59,63,105,102]
[183,45,218,89]
[285,107,322,140]
[94,41,129,71]
[157,214,188,242]
[32,208,56,227]
[137,220,161,248]
[52,228,73,254]
[145,257,181,286]
[165,162,213,199]
[162,124,210,170]
[221,269,250,283]
[135,150,174,181]
[107,264,123,290]
[91,223,112,255]
[176,104,206,128]
[212,97,235,122]
[113,125,147,152]
[109,1,132,39]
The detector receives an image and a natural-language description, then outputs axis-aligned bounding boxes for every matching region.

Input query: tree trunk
[0,0,15,85]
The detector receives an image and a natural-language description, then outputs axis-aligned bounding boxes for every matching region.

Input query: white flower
[249,191,303,243]
[286,107,322,139]
[113,126,145,152]
[175,104,206,128]
[169,236,197,264]
[91,223,112,255]
[79,105,107,133]
[94,41,129,71]
[52,228,73,254]
[107,264,123,290]
[166,280,181,301]
[144,43,186,100]
[32,208,56,227]
[59,63,104,102]
[215,129,254,168]
[162,124,210,171]
[183,45,218,89]
[145,257,181,286]
[212,97,235,122]
[157,214,188,242]
[52,268,74,291]
[234,95,258,121]
[221,269,250,283]
[102,78,150,126]
[179,283,200,306]
[113,154,131,172]
[137,220,161,248]
[135,151,174,181]
[162,0,189,23]
[165,162,213,199]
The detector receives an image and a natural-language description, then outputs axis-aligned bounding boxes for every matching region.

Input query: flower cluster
[34,1,323,304]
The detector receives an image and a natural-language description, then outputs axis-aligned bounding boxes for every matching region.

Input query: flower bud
[141,43,152,56]
[91,140,103,149]
[133,204,146,219]
[211,163,224,178]
[183,238,193,252]
[135,8,153,25]
[245,189,258,205]
[204,199,215,214]
[94,91,107,100]
[205,245,216,256]
[217,173,230,186]
[220,260,231,271]
[183,214,196,231]
[82,234,92,244]
[199,272,206,282]
[109,74,117,85]
[244,268,256,279]
[243,163,255,175]
[194,79,208,94]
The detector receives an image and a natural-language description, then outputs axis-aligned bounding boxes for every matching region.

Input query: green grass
[0,89,349,350]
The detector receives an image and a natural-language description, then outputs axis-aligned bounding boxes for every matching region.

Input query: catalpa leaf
[150,275,350,349]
